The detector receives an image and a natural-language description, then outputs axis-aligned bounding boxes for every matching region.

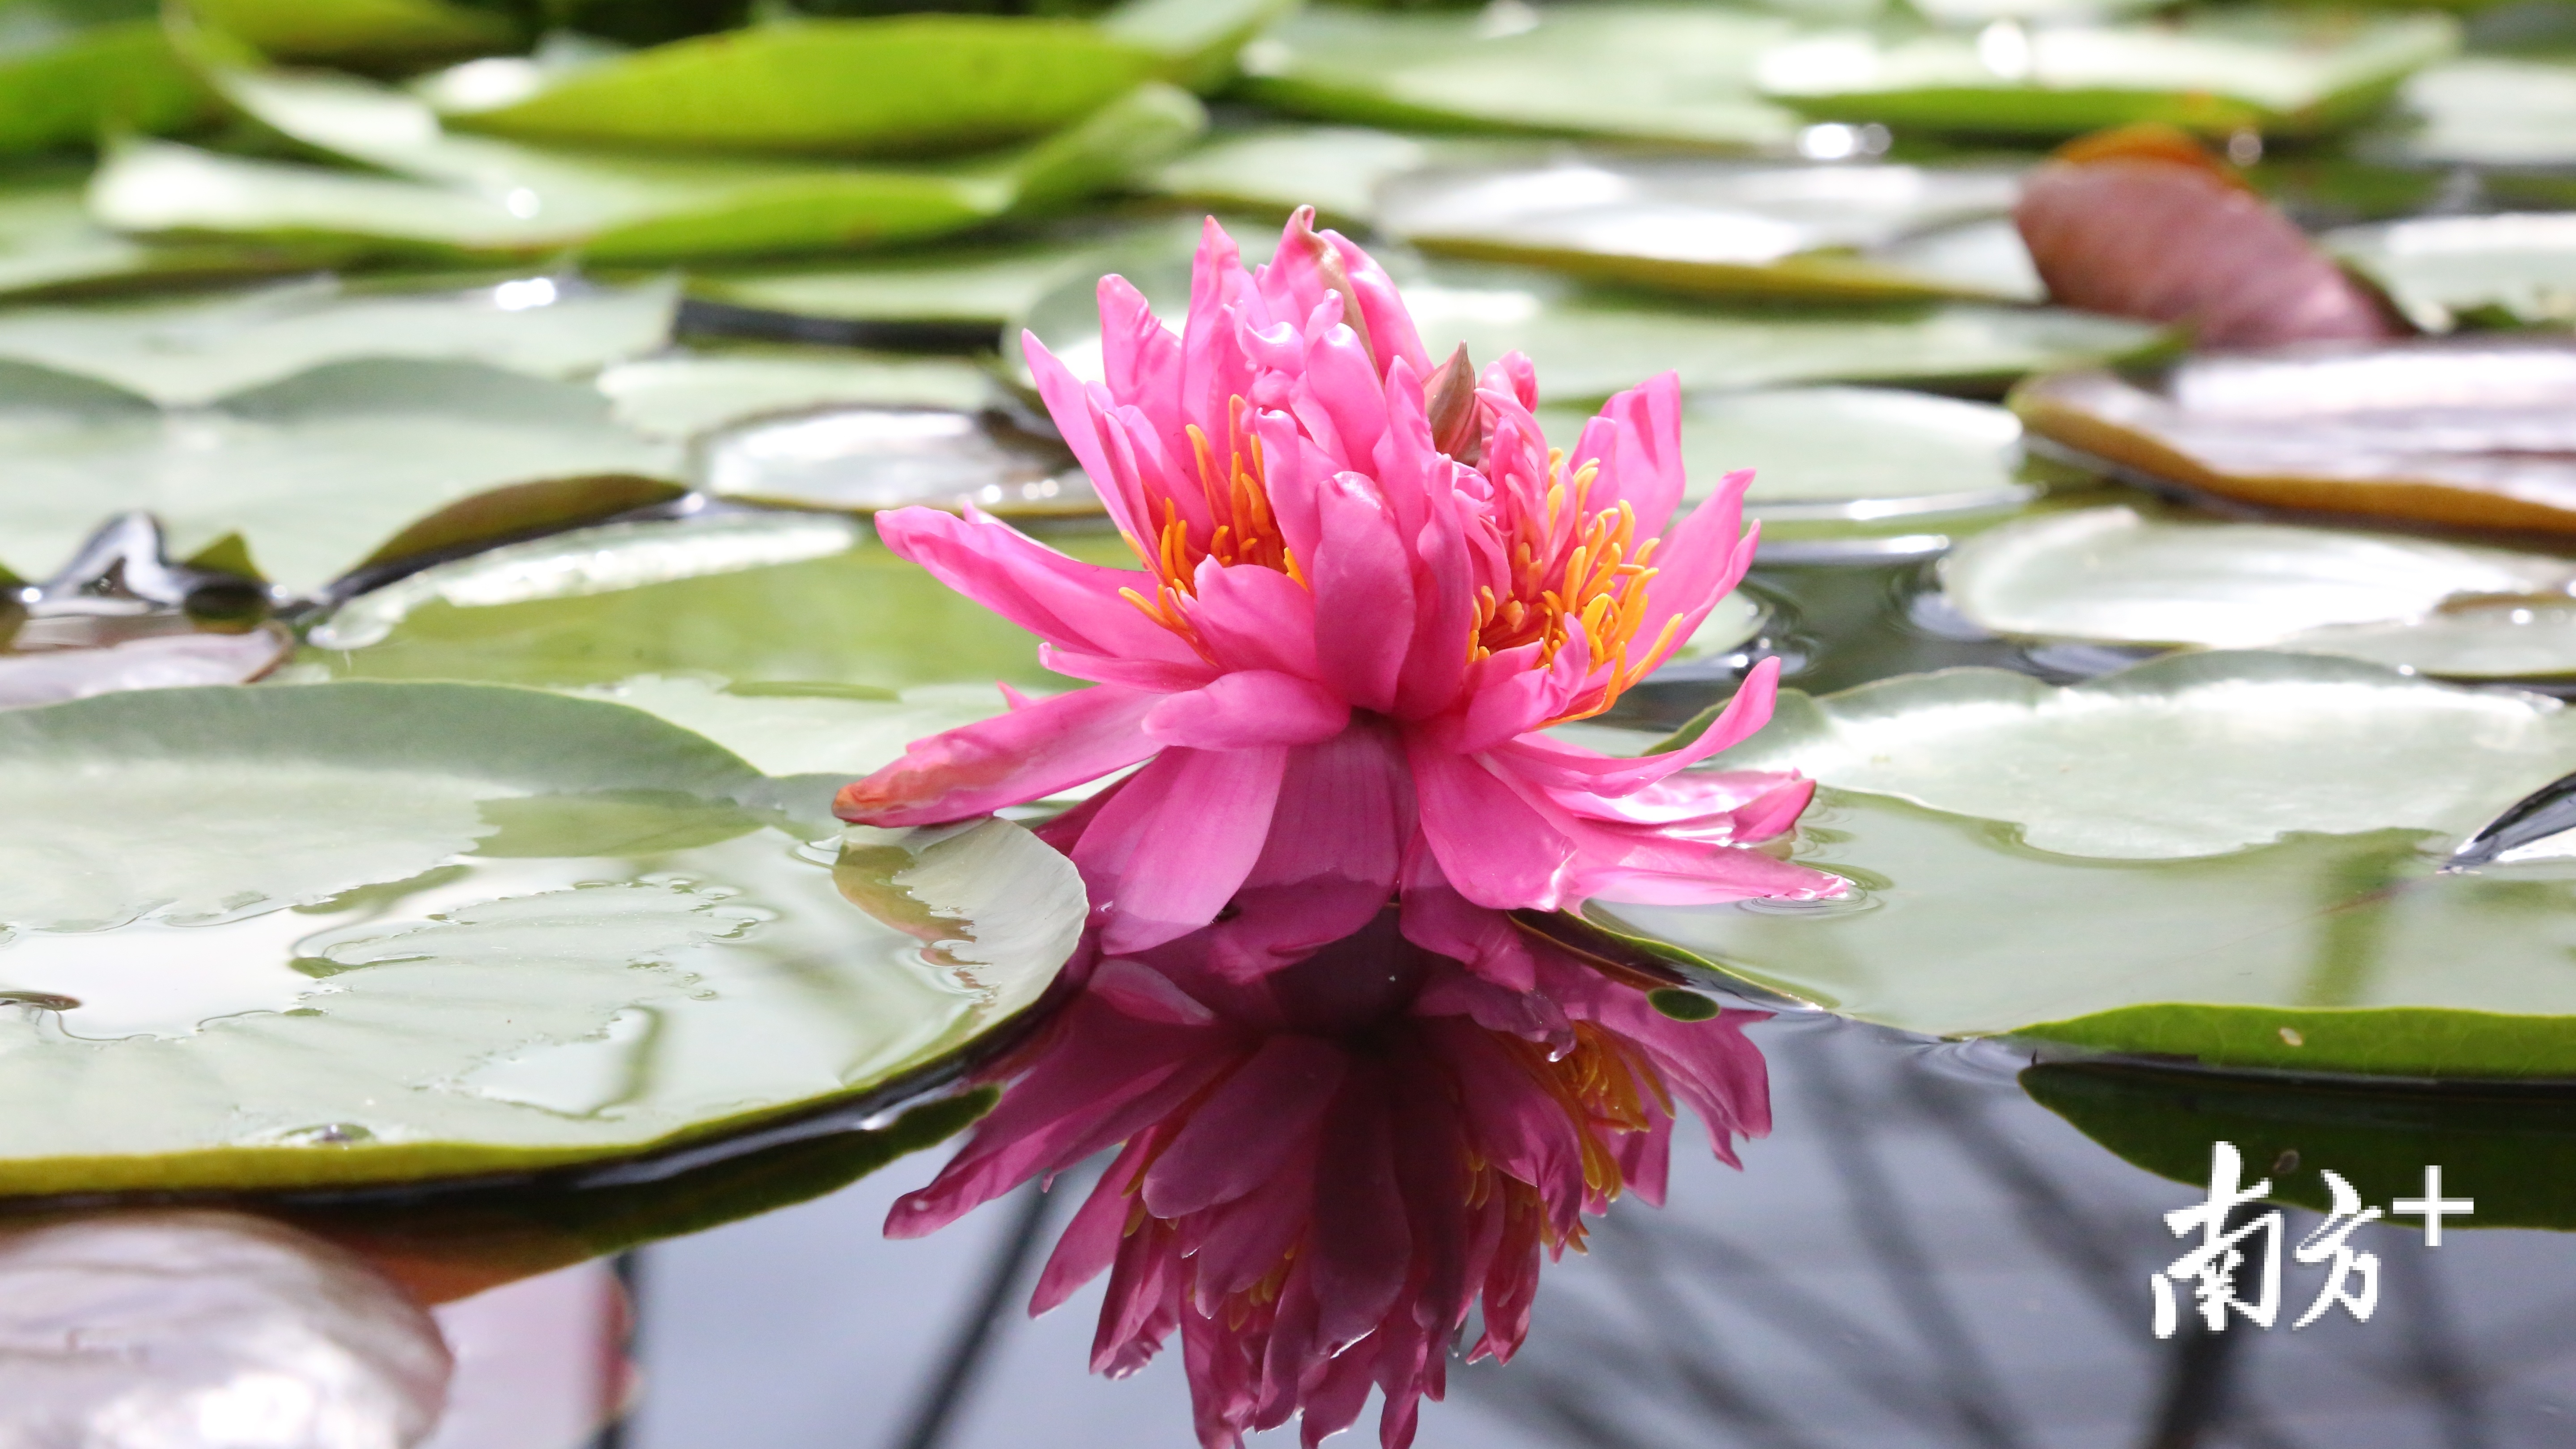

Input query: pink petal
[836,684,1161,825]
[1306,1063,1410,1352]
[1032,1139,1151,1313]
[1076,745,1292,953]
[1023,334,1148,544]
[1143,1034,1348,1217]
[1144,670,1351,750]
[1099,274,1190,465]
[1309,474,1416,713]
[1407,740,1572,911]
[1576,372,1687,536]
[876,506,1200,667]
[1187,559,1323,680]
[1244,717,1411,894]
[1485,654,1788,797]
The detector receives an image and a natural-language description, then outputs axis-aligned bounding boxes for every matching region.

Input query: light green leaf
[432,17,1161,158]
[302,511,1130,693]
[1603,654,2576,1077]
[0,358,677,593]
[569,674,1009,778]
[0,680,1082,1193]
[0,167,340,299]
[700,405,1090,516]
[0,625,292,708]
[2327,212,2576,331]
[1944,504,2576,679]
[596,349,999,441]
[1542,385,2034,522]
[1100,0,1299,92]
[1152,125,1519,229]
[2011,343,2576,537]
[687,230,1136,327]
[0,1,216,155]
[2376,57,2576,169]
[1380,157,2040,303]
[1238,4,1805,150]
[189,0,519,67]
[0,273,676,405]
[1756,13,2457,137]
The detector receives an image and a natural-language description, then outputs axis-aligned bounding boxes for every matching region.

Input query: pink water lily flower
[839,209,1841,950]
[887,894,1773,1449]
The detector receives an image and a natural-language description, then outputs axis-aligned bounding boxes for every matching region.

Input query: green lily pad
[1236,4,1805,151]
[1541,385,2035,523]
[98,65,1204,262]
[303,510,1127,693]
[2011,339,2576,537]
[1755,13,2457,138]
[0,168,341,300]
[686,230,1135,328]
[0,680,1084,1195]
[0,358,677,593]
[1152,125,1521,229]
[596,349,999,441]
[568,674,1011,778]
[0,624,293,708]
[0,274,676,406]
[2326,212,2576,331]
[2027,1062,2576,1232]
[2376,57,2576,170]
[1944,503,2576,679]
[191,0,519,68]
[1023,243,2161,404]
[1602,652,2576,1077]
[0,0,216,156]
[700,405,1089,516]
[1378,157,2040,303]
[429,17,1162,158]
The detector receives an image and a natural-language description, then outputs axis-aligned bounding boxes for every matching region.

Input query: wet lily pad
[596,350,998,441]
[1542,385,2035,522]
[686,231,1134,329]
[429,18,1164,158]
[2326,212,2576,331]
[1378,157,2040,303]
[0,358,677,594]
[1756,13,2457,139]
[2376,57,2576,170]
[0,275,677,407]
[0,169,338,300]
[0,680,1084,1195]
[1603,653,2576,1077]
[304,511,1125,693]
[1944,504,2576,679]
[1023,243,2160,404]
[1237,4,1805,151]
[97,66,1204,262]
[1152,125,1519,229]
[193,0,518,68]
[2012,339,2576,535]
[0,0,215,155]
[2028,1062,2576,1232]
[569,674,1012,779]
[700,406,1088,516]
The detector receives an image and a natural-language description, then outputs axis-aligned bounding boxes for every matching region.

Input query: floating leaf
[686,230,1135,328]
[0,625,292,709]
[2327,212,2576,331]
[190,0,519,68]
[1152,125,1518,229]
[1756,13,2457,138]
[0,0,216,155]
[0,681,1083,1194]
[597,349,997,441]
[431,17,1162,158]
[1380,157,2040,303]
[2375,57,2576,170]
[303,511,1126,693]
[0,275,677,406]
[2028,1062,2576,1232]
[1237,4,1805,151]
[1944,503,2576,679]
[700,405,1088,515]
[0,358,677,594]
[1099,0,1298,93]
[1553,385,2035,531]
[2012,339,2576,535]
[0,168,339,300]
[569,674,1010,778]
[1605,653,2576,1076]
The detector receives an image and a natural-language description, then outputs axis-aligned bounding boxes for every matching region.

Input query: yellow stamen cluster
[1117,398,1305,646]
[1469,454,1685,722]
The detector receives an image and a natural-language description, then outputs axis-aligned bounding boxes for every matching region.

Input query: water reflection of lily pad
[1945,504,2576,679]
[699,407,1086,516]
[1602,653,2576,1076]
[1237,4,1805,151]
[2012,339,2576,535]
[2028,1062,2576,1231]
[1378,158,2039,303]
[0,359,676,593]
[0,681,1082,1194]
[2326,212,2576,331]
[1757,13,2457,138]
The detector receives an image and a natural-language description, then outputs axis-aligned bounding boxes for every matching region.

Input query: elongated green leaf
[190,0,519,67]
[0,358,677,593]
[1380,157,2041,303]
[0,274,676,405]
[1605,653,2576,1077]
[2327,212,2576,331]
[2375,57,2576,169]
[434,17,1160,157]
[1238,4,1805,150]
[0,2,216,155]
[1757,13,2457,137]
[0,680,1083,1194]
[1945,504,2576,679]
[0,167,339,299]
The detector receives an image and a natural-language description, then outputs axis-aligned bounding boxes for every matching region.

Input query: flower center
[1115,397,1302,648]
[1468,451,1684,720]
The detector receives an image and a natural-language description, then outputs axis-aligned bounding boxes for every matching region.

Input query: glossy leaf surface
[2327,212,2576,331]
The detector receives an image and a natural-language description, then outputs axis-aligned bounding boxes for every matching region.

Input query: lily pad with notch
[1598,651,2576,1077]
[0,680,1085,1196]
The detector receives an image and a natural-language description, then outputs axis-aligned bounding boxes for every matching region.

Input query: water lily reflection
[887,889,1770,1449]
